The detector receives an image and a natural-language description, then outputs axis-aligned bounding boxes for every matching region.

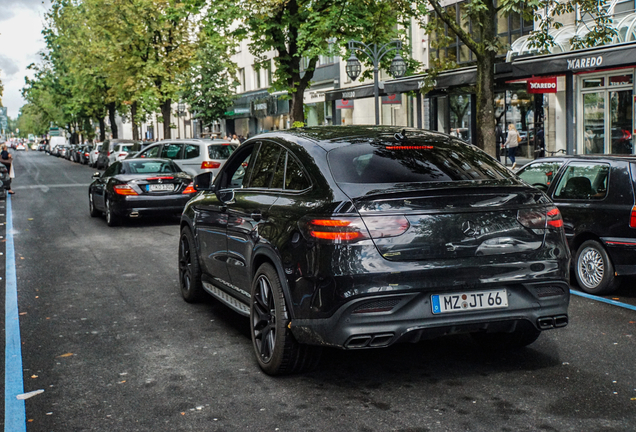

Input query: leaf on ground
[19,312,26,316]
[57,353,73,358]
[31,375,38,379]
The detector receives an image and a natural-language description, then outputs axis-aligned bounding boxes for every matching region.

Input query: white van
[48,136,68,154]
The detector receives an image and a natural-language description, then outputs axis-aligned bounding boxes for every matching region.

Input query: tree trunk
[161,99,172,140]
[476,54,496,157]
[289,90,305,125]
[131,101,139,141]
[99,117,106,142]
[108,102,118,139]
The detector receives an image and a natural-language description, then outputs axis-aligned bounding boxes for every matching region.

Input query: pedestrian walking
[1,144,15,194]
[504,124,520,169]
[230,133,240,144]
[495,123,503,161]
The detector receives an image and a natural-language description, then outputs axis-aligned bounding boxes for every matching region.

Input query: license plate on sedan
[431,289,508,314]
[147,184,175,192]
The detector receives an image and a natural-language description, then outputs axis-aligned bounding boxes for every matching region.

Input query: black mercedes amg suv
[179,126,570,375]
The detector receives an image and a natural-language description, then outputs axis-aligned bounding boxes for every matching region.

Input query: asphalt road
[1,150,635,431]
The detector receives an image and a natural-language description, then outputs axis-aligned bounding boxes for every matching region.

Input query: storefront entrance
[579,71,633,155]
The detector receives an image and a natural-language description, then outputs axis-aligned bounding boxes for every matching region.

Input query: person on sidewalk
[504,124,520,169]
[0,144,15,194]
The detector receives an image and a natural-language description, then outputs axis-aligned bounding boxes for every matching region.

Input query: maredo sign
[527,77,558,94]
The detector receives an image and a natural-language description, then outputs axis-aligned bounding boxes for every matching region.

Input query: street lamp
[345,40,407,125]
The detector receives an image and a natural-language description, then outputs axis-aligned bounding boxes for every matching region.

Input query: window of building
[238,68,246,93]
[430,1,533,62]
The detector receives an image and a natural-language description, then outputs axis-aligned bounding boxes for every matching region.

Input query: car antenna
[394,129,407,142]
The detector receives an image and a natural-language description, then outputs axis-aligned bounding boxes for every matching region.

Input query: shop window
[583,78,604,88]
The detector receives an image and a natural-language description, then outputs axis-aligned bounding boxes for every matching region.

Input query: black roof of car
[252,126,454,150]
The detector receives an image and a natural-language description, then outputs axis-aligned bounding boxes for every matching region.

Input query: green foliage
[180,37,238,126]
[292,121,305,128]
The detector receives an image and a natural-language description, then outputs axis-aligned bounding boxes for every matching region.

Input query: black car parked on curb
[518,155,636,294]
[178,126,571,375]
[89,158,197,226]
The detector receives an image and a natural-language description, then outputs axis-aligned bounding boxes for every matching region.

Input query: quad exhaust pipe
[537,315,568,330]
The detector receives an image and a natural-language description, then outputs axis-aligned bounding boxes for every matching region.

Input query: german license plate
[431,289,508,314]
[147,183,175,192]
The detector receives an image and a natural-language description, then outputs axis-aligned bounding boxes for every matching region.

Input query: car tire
[89,192,100,217]
[574,240,619,295]
[105,197,119,227]
[471,322,541,350]
[250,263,321,375]
[178,227,205,303]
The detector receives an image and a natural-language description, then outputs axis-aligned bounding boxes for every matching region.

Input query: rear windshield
[123,160,181,174]
[208,143,237,159]
[328,140,510,184]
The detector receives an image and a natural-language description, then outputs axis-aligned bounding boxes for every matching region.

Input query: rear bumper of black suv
[289,281,570,349]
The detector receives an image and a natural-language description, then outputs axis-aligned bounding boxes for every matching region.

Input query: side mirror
[92,172,101,178]
[193,172,214,191]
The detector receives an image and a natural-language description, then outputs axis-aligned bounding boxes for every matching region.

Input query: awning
[512,41,636,77]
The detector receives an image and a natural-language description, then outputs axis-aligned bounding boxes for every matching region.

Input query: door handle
[251,212,262,222]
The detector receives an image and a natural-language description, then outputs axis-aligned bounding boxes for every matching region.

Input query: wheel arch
[251,246,296,320]
[571,232,607,257]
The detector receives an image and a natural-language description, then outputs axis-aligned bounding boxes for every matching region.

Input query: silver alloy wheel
[577,246,604,289]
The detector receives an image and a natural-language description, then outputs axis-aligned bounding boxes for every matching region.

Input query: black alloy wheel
[575,240,619,295]
[178,227,204,302]
[105,197,119,227]
[250,263,321,375]
[89,192,100,217]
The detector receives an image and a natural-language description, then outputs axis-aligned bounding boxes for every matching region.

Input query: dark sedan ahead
[179,126,571,375]
[89,158,197,226]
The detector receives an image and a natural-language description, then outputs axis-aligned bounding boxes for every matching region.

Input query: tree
[417,0,617,156]
[180,35,238,129]
[204,0,414,125]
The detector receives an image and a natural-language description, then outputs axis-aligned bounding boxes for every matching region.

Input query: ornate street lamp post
[345,40,407,125]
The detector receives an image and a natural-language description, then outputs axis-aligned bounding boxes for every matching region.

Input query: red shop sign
[336,99,354,109]
[527,77,558,93]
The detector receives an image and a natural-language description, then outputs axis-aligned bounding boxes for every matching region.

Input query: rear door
[225,141,282,293]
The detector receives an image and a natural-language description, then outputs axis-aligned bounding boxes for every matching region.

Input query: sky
[0,0,51,119]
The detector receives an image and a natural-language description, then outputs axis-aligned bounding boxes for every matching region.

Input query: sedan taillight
[182,182,196,194]
[201,161,221,169]
[517,206,563,230]
[630,205,636,228]
[113,184,138,195]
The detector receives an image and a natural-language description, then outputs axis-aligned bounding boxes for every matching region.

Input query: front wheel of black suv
[574,240,619,295]
[471,322,541,350]
[250,263,321,375]
[178,227,205,303]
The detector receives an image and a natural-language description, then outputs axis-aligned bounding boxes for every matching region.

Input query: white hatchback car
[89,143,103,167]
[134,139,238,177]
[107,142,143,166]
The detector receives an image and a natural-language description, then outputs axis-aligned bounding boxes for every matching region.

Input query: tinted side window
[142,145,162,158]
[103,162,120,177]
[285,154,310,190]
[184,144,200,159]
[270,152,286,189]
[161,143,183,159]
[248,143,283,188]
[554,163,610,200]
[518,162,563,189]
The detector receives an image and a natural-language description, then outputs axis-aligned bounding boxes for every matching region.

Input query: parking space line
[4,195,27,432]
[571,289,636,312]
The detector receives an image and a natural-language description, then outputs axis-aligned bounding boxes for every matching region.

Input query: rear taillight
[301,217,370,243]
[546,207,564,228]
[146,176,174,180]
[630,205,636,228]
[118,153,127,158]
[201,161,221,169]
[84,153,89,157]
[113,184,138,195]
[182,182,196,194]
[517,206,563,230]
[107,151,111,156]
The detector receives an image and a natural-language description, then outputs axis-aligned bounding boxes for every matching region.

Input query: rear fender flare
[251,246,295,320]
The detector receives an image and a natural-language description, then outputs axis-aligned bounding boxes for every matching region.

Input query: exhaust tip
[345,336,372,349]
[537,317,554,330]
[554,315,568,328]
[129,211,140,218]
